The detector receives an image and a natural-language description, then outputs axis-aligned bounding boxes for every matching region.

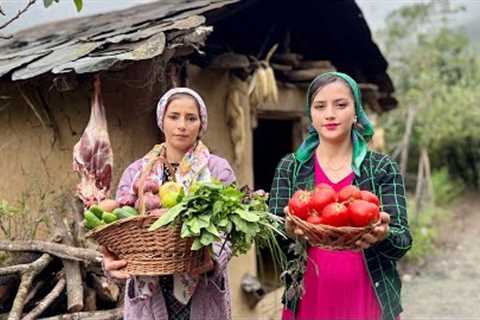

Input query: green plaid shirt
[269,150,412,320]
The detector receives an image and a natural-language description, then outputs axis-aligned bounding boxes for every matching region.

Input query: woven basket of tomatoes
[287,184,381,250]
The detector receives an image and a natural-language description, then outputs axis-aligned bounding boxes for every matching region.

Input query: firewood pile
[0,75,121,319]
[0,196,122,320]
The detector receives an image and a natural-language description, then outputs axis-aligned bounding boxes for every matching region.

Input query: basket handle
[137,146,167,215]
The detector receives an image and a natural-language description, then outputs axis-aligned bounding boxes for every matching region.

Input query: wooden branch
[83,287,97,312]
[64,195,86,246]
[84,263,104,279]
[50,207,84,312]
[415,147,434,219]
[37,308,123,320]
[0,0,37,38]
[0,240,101,262]
[0,221,10,239]
[24,279,46,306]
[63,260,84,312]
[0,264,30,275]
[400,106,417,178]
[22,276,66,320]
[415,148,426,219]
[424,149,434,204]
[17,85,48,130]
[35,87,61,147]
[7,254,52,320]
[90,274,119,303]
[391,142,404,160]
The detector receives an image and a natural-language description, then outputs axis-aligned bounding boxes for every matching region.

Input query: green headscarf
[293,72,375,181]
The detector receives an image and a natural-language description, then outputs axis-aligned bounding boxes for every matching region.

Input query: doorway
[253,119,295,192]
[253,117,303,289]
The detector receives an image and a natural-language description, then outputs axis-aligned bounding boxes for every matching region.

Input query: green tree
[379,1,480,188]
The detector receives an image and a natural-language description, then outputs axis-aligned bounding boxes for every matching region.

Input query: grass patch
[404,168,463,264]
[404,201,450,264]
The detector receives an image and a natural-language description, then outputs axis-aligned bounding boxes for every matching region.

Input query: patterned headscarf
[156,87,208,137]
[293,72,375,179]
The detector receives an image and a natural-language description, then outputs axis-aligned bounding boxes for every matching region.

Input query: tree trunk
[400,106,417,179]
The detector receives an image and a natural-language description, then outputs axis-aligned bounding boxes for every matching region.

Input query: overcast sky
[1,0,479,39]
[357,0,480,36]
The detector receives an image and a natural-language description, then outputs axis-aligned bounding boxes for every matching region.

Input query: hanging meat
[73,74,113,208]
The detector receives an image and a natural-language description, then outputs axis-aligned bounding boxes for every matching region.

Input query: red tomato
[309,187,337,215]
[338,185,362,204]
[360,190,380,206]
[307,215,323,225]
[288,190,312,220]
[349,199,380,227]
[321,202,350,227]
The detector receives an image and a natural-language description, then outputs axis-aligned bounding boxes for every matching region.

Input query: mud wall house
[0,0,396,317]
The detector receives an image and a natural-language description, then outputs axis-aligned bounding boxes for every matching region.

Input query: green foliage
[0,198,49,241]
[404,168,462,263]
[404,198,450,264]
[0,197,50,266]
[43,0,83,12]
[73,0,83,12]
[431,168,464,207]
[0,251,8,266]
[379,0,480,188]
[149,181,287,269]
[43,0,58,8]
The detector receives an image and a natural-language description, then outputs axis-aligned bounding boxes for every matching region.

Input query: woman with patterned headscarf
[102,88,235,320]
[269,72,411,320]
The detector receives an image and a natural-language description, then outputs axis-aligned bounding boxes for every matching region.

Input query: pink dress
[282,157,382,320]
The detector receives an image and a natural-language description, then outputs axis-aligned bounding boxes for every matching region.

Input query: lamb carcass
[73,75,113,207]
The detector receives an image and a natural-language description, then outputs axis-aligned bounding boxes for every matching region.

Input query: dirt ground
[401,193,480,319]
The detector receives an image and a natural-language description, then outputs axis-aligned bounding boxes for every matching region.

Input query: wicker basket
[86,146,211,275]
[287,212,379,250]
[86,213,211,275]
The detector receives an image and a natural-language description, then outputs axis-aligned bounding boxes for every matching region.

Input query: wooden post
[423,148,434,204]
[414,147,434,222]
[400,106,417,178]
[414,149,425,222]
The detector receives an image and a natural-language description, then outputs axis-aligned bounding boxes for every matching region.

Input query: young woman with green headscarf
[269,72,411,320]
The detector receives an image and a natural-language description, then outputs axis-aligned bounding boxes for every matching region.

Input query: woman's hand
[355,211,390,250]
[100,246,130,280]
[284,206,310,242]
[190,247,214,277]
